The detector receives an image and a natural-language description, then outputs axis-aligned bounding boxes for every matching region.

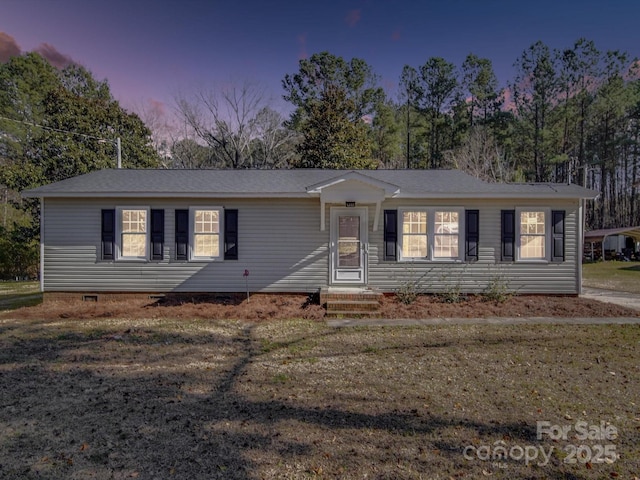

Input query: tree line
[165,40,640,232]
[1,39,639,277]
[0,53,159,278]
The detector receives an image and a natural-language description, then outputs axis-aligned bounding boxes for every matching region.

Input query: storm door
[330,208,368,284]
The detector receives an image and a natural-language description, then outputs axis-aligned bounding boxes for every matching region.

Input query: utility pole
[406,99,410,169]
[99,136,122,168]
[116,137,122,168]
[2,187,7,230]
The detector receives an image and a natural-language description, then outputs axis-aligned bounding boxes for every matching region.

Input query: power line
[0,114,122,168]
[0,114,107,142]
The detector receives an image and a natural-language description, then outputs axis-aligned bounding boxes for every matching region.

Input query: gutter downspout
[40,198,44,293]
[578,199,584,295]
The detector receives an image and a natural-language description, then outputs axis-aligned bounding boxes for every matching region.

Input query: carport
[584,226,640,260]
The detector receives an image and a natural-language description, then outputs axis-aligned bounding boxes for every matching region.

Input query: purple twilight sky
[2,0,640,121]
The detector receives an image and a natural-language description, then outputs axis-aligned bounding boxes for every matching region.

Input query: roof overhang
[584,226,640,243]
[23,191,594,200]
[23,192,313,199]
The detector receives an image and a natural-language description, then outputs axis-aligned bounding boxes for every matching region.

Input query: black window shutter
[175,209,189,261]
[383,210,398,261]
[501,210,515,262]
[551,210,565,263]
[224,209,238,260]
[101,209,115,260]
[150,209,164,261]
[465,209,479,262]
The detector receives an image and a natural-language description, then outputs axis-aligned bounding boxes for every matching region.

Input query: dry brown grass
[4,292,639,322]
[0,315,639,479]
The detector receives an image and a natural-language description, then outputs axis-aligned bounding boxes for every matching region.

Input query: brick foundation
[42,291,247,304]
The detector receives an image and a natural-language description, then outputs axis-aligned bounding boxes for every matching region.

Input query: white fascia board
[22,192,314,199]
[396,192,595,200]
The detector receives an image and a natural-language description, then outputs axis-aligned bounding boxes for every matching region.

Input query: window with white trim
[402,210,427,258]
[399,208,463,261]
[434,211,459,258]
[518,210,546,260]
[117,207,149,260]
[190,207,223,260]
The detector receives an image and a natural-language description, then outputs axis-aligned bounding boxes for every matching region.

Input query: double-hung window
[399,208,463,261]
[402,210,428,258]
[118,208,149,260]
[190,207,222,260]
[175,207,237,261]
[434,211,459,258]
[519,210,546,260]
[502,208,565,263]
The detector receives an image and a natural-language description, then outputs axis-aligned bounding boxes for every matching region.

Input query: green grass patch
[0,281,42,311]
[0,280,39,295]
[271,373,290,384]
[583,260,640,293]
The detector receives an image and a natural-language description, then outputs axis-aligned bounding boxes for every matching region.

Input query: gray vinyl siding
[42,197,582,294]
[367,198,581,294]
[42,198,328,293]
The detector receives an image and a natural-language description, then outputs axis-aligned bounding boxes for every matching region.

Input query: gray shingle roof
[22,168,597,199]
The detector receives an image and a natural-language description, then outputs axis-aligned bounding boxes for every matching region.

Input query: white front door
[330,207,368,284]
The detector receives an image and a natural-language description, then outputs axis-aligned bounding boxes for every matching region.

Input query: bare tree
[445,126,522,182]
[133,99,175,167]
[251,107,300,168]
[175,81,270,169]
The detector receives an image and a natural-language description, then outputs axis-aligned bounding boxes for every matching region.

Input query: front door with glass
[330,207,367,284]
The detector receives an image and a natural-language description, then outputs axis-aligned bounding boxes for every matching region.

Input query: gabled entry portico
[306,171,400,232]
[306,171,400,286]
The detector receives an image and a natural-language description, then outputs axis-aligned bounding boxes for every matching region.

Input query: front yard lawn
[0,281,41,311]
[0,316,638,479]
[583,261,640,294]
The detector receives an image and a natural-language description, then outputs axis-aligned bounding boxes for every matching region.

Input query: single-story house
[22,169,597,300]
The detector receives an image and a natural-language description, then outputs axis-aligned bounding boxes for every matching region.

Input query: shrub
[483,275,512,303]
[396,280,419,305]
[438,284,466,303]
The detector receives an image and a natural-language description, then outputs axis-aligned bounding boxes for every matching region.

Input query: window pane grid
[194,233,219,257]
[405,235,427,258]
[434,211,459,258]
[122,209,146,233]
[434,235,459,258]
[402,211,427,258]
[121,209,147,258]
[520,211,545,259]
[195,210,219,234]
[193,209,220,258]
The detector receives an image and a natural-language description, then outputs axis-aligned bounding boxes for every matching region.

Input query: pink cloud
[625,59,640,81]
[382,78,396,92]
[501,87,515,113]
[345,9,361,27]
[0,32,21,62]
[34,42,75,69]
[148,98,167,118]
[391,29,401,42]
[297,33,308,60]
